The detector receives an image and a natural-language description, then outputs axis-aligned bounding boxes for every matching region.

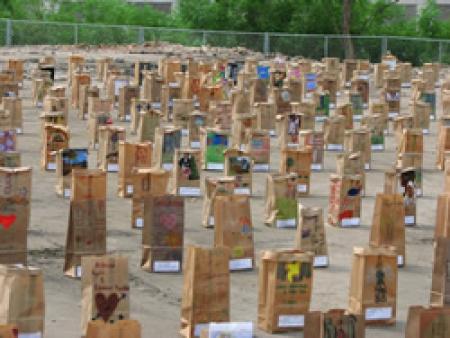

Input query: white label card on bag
[75,266,82,278]
[64,189,71,198]
[182,129,189,136]
[190,141,201,149]
[397,255,404,266]
[207,163,224,170]
[253,163,269,172]
[135,218,143,228]
[365,163,370,170]
[107,163,119,172]
[297,184,307,193]
[234,188,250,195]
[209,216,215,226]
[371,144,384,151]
[269,130,276,136]
[47,162,56,170]
[125,115,131,121]
[163,163,173,171]
[315,116,327,122]
[151,102,161,109]
[153,261,180,272]
[365,307,392,320]
[327,144,343,151]
[208,322,253,338]
[405,216,415,225]
[311,163,323,170]
[16,128,22,134]
[179,187,201,196]
[229,258,253,271]
[278,315,304,328]
[388,112,399,118]
[126,185,134,194]
[276,218,296,228]
[19,333,43,338]
[341,217,360,227]
[313,256,329,267]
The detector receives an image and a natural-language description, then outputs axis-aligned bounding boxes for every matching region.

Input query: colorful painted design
[62,148,88,176]
[206,132,228,164]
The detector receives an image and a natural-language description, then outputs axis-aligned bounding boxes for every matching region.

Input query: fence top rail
[2,17,450,44]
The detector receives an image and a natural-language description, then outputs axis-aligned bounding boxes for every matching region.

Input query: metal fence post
[74,24,79,44]
[138,27,145,44]
[439,41,443,63]
[381,36,387,59]
[264,32,270,55]
[5,19,12,46]
[324,36,329,58]
[202,31,207,46]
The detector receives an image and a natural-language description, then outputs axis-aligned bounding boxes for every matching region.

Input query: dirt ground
[3,45,445,338]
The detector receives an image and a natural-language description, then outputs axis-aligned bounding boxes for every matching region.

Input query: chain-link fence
[2,18,450,65]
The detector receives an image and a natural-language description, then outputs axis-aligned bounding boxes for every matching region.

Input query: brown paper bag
[173,99,195,130]
[405,305,450,338]
[399,168,417,226]
[56,148,88,198]
[344,129,371,169]
[299,130,324,170]
[0,152,20,167]
[131,168,169,229]
[118,142,152,198]
[255,102,276,133]
[64,169,106,278]
[86,320,141,338]
[277,113,303,149]
[244,129,270,172]
[224,148,253,195]
[295,205,328,267]
[348,247,397,325]
[41,124,69,171]
[173,149,201,197]
[398,129,423,156]
[0,167,31,265]
[118,85,139,122]
[328,174,362,227]
[280,147,312,196]
[324,115,345,151]
[137,109,161,143]
[141,195,184,272]
[292,102,315,130]
[180,246,230,338]
[97,126,125,173]
[0,265,44,336]
[200,128,230,171]
[130,98,150,134]
[304,309,365,338]
[201,177,236,228]
[369,193,405,266]
[3,97,22,133]
[430,237,450,306]
[0,324,17,338]
[264,173,298,228]
[87,97,113,149]
[153,127,182,171]
[188,111,207,149]
[258,249,313,333]
[214,195,254,271]
[336,152,365,194]
[81,255,129,335]
[435,194,450,240]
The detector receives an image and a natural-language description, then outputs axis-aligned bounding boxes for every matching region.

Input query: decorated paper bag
[153,127,182,171]
[0,265,44,337]
[173,149,201,197]
[344,129,371,169]
[393,115,414,146]
[56,148,88,198]
[161,84,181,121]
[130,98,151,134]
[405,305,450,338]
[435,194,450,239]
[86,320,141,338]
[328,174,362,227]
[118,85,139,122]
[200,128,230,171]
[264,173,298,228]
[369,193,405,266]
[188,111,207,149]
[350,91,364,119]
[0,167,31,264]
[399,168,417,226]
[336,103,353,130]
[271,87,292,115]
[87,97,113,149]
[0,324,17,338]
[413,100,431,133]
[369,102,388,132]
[180,246,230,338]
[210,101,232,130]
[97,126,125,172]
[64,169,106,278]
[71,72,90,109]
[79,85,99,120]
[397,153,423,196]
[304,309,365,338]
[320,72,338,106]
[118,141,152,198]
[280,147,312,196]
[0,152,20,167]
[0,130,16,153]
[243,129,270,172]
[224,148,252,195]
[141,195,184,272]
[41,124,69,171]
[299,130,324,170]
[324,115,345,151]
[201,177,236,228]
[348,247,397,325]
[230,113,256,148]
[214,195,254,271]
[336,152,366,194]
[3,97,22,133]
[361,114,385,151]
[137,109,161,143]
[81,255,129,335]
[258,250,313,333]
[295,205,328,267]
[430,237,450,306]
[352,71,370,105]
[277,113,303,149]
[173,98,195,130]
[436,124,450,170]
[255,102,276,133]
[131,168,169,229]
[382,88,400,119]
[398,129,423,155]
[142,71,163,102]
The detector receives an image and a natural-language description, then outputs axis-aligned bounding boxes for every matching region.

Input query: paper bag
[295,205,328,267]
[328,174,362,227]
[304,309,365,338]
[64,169,106,278]
[200,128,230,171]
[97,126,125,172]
[348,247,397,325]
[153,127,182,171]
[41,124,69,171]
[138,109,161,143]
[141,195,184,272]
[56,148,88,198]
[299,130,324,170]
[258,250,313,333]
[0,167,31,264]
[369,193,405,266]
[344,129,371,169]
[0,265,44,336]
[118,85,139,122]
[188,111,207,149]
[0,152,20,168]
[86,320,141,338]
[180,246,230,338]
[280,147,312,196]
[173,149,201,197]
[81,255,129,335]
[214,195,254,271]
[405,305,450,338]
[224,149,252,195]
[201,177,236,228]
[324,116,345,151]
[400,168,417,226]
[430,237,450,306]
[243,129,270,172]
[130,98,150,134]
[255,102,276,133]
[361,114,385,151]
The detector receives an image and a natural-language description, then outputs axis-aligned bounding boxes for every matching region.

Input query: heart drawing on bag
[0,214,16,229]
[95,293,123,322]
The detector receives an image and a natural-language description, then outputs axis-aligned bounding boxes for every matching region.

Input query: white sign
[364,163,370,170]
[278,315,304,328]
[207,163,224,170]
[276,218,296,228]
[353,115,362,121]
[209,216,215,226]
[163,163,173,171]
[365,307,392,320]
[179,187,201,196]
[313,256,329,267]
[168,82,179,88]
[151,102,161,109]
[135,218,143,228]
[315,116,327,122]
[182,129,189,137]
[229,258,253,271]
[297,184,307,193]
[16,128,22,134]
[75,266,82,278]
[253,163,269,172]
[94,143,99,150]
[153,260,180,272]
[125,115,131,122]
[63,189,71,198]
[47,162,56,170]
[19,333,42,338]
[234,188,250,195]
[269,130,276,136]
[397,255,404,266]
[190,141,201,149]
[341,217,360,227]
[311,163,323,170]
[107,163,119,172]
[371,144,384,151]
[405,216,415,225]
[327,144,343,151]
[126,185,134,194]
[287,143,298,148]
[208,322,253,338]
[388,112,398,118]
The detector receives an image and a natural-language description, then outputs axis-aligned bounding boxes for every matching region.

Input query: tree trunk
[343,0,355,59]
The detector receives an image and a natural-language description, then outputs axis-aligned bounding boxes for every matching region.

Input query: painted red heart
[95,293,119,322]
[0,214,16,229]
